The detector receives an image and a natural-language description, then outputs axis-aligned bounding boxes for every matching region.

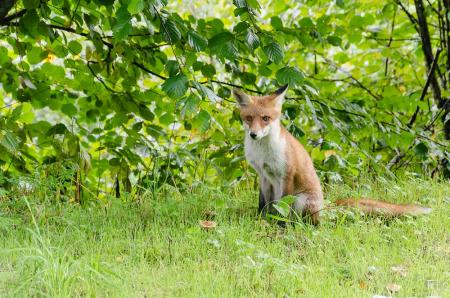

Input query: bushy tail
[335,198,432,216]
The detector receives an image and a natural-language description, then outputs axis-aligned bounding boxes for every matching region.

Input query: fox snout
[247,127,261,140]
[246,126,269,140]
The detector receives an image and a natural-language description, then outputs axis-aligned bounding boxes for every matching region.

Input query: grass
[0,177,449,297]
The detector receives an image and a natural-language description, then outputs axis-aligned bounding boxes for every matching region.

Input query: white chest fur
[244,125,287,186]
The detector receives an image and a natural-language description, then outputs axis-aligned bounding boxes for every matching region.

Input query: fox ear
[272,84,288,108]
[232,89,252,107]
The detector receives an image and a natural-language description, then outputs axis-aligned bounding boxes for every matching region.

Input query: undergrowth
[0,177,448,297]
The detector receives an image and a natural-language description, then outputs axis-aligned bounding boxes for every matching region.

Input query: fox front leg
[258,189,266,214]
[258,176,273,215]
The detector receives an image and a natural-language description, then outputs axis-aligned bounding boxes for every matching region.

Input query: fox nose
[250,132,257,139]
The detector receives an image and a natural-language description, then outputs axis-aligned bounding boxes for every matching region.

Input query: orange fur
[335,198,432,216]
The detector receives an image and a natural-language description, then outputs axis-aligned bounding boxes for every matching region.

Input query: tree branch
[0,0,17,22]
[424,98,450,131]
[444,0,450,86]
[320,56,382,101]
[49,24,113,48]
[408,48,442,127]
[414,0,443,104]
[209,80,262,94]
[0,8,26,26]
[132,61,167,80]
[394,0,419,32]
[385,7,397,76]
[87,62,120,93]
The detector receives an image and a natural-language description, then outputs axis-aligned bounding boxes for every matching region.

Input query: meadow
[0,177,448,297]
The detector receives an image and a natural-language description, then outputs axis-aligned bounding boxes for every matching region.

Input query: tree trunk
[414,0,450,139]
[0,0,16,21]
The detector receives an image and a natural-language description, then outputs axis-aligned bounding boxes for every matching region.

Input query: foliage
[0,0,449,197]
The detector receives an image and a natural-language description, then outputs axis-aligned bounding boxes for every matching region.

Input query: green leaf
[288,124,305,138]
[193,110,211,132]
[187,30,208,51]
[201,64,216,78]
[20,10,40,37]
[41,63,65,80]
[414,142,428,158]
[336,0,345,8]
[299,17,314,28]
[162,74,188,98]
[276,66,304,87]
[273,203,289,218]
[327,35,342,46]
[192,61,204,72]
[280,195,297,205]
[0,130,19,154]
[233,21,249,33]
[61,103,78,116]
[233,0,248,8]
[159,112,174,125]
[0,47,9,65]
[350,15,364,27]
[146,124,166,138]
[209,32,238,59]
[46,123,68,136]
[270,16,283,30]
[53,45,68,58]
[106,113,128,129]
[68,40,82,55]
[23,0,40,9]
[128,0,145,14]
[241,72,256,84]
[27,47,45,64]
[109,158,121,166]
[181,94,200,117]
[258,65,271,77]
[165,60,180,76]
[9,106,23,123]
[161,18,181,44]
[113,6,132,40]
[246,0,260,9]
[263,42,284,64]
[19,103,34,123]
[138,104,155,121]
[193,82,221,102]
[245,29,259,50]
[209,32,234,46]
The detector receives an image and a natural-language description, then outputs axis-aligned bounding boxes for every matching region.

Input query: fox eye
[262,115,270,122]
[245,116,253,122]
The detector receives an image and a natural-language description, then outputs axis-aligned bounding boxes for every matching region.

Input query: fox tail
[335,198,432,216]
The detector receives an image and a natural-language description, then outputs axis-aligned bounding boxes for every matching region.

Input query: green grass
[0,178,449,297]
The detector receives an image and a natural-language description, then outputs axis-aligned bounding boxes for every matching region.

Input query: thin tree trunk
[414,0,450,139]
[0,0,16,21]
[115,175,120,198]
[443,0,450,139]
[414,0,442,102]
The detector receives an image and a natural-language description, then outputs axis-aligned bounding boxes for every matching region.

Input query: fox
[233,85,431,224]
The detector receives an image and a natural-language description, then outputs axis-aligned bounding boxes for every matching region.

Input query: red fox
[233,85,431,224]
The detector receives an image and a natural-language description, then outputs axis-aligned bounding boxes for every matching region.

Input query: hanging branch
[319,56,382,101]
[394,0,419,32]
[385,8,397,76]
[0,0,18,23]
[414,0,443,102]
[445,0,450,80]
[0,8,26,26]
[408,48,442,127]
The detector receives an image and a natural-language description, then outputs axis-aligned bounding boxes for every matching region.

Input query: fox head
[233,85,288,140]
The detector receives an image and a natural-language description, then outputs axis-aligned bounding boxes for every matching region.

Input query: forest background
[0,0,449,198]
